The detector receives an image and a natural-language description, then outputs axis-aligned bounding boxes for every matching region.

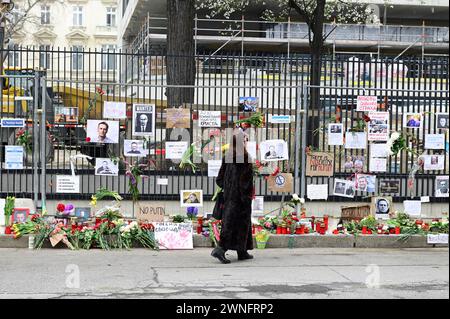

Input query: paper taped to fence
[306,152,334,177]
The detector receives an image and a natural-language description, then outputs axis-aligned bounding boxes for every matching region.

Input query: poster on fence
[357,96,377,112]
[328,123,344,146]
[345,132,367,149]
[368,112,389,141]
[133,104,156,136]
[424,134,445,150]
[166,108,191,129]
[56,175,80,194]
[154,222,194,250]
[306,152,334,177]
[307,184,329,200]
[5,146,24,169]
[166,141,188,160]
[379,180,400,195]
[198,111,221,127]
[369,157,387,172]
[103,101,127,119]
[423,155,445,171]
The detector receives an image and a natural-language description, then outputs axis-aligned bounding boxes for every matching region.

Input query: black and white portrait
[124,140,149,157]
[333,179,354,198]
[95,158,119,176]
[260,140,289,162]
[372,196,392,220]
[436,113,449,130]
[132,104,156,137]
[436,176,449,197]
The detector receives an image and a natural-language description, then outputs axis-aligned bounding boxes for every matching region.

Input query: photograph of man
[431,156,439,165]
[345,184,355,196]
[93,122,114,143]
[376,198,390,215]
[127,142,141,155]
[135,113,152,133]
[238,97,258,112]
[437,179,449,195]
[405,114,421,128]
[96,160,114,175]
[330,125,342,133]
[437,114,449,129]
[335,182,346,194]
[14,212,27,224]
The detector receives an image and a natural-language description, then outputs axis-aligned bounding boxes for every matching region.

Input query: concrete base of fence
[0,234,447,249]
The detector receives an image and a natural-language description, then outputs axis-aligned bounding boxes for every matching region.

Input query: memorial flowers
[16,129,32,154]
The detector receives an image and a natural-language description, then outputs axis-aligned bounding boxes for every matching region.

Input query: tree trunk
[166,0,195,107]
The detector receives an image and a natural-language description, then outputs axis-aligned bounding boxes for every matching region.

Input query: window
[41,5,50,24]
[72,6,83,26]
[71,46,83,70]
[101,45,117,71]
[106,7,116,27]
[39,45,51,69]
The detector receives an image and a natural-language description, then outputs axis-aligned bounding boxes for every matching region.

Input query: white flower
[299,198,305,205]
[382,225,389,231]
[391,132,401,141]
[292,194,300,201]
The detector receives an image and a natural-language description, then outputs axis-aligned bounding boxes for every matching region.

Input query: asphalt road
[0,248,448,299]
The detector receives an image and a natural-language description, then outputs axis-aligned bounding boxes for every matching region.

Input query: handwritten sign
[267,173,293,193]
[154,222,194,250]
[357,95,377,112]
[103,101,127,119]
[198,111,221,127]
[427,234,448,244]
[166,108,191,129]
[306,152,334,177]
[135,203,165,223]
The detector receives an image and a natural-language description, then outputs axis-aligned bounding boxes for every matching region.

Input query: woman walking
[211,129,254,264]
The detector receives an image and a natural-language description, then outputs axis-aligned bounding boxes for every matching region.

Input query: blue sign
[270,115,291,124]
[1,118,25,128]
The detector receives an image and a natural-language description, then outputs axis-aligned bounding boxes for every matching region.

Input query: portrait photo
[435,176,449,198]
[260,140,289,162]
[12,208,30,224]
[355,174,376,193]
[371,196,393,220]
[86,120,119,144]
[124,140,149,157]
[344,155,365,172]
[75,207,91,221]
[330,124,342,134]
[436,113,449,130]
[180,190,203,207]
[132,104,156,136]
[333,179,355,198]
[95,158,119,176]
[238,97,259,112]
[403,113,422,129]
[251,196,264,215]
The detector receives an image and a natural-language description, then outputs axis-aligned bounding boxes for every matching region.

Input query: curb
[1,234,447,249]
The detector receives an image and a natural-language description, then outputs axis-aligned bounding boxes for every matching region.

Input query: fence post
[33,72,39,206]
[40,75,47,213]
[300,85,308,203]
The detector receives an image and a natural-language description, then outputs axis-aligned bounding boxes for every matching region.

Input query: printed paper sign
[424,134,445,150]
[435,176,449,198]
[371,196,393,220]
[368,112,389,141]
[56,175,80,193]
[345,132,367,149]
[135,203,165,223]
[208,160,222,177]
[420,196,430,203]
[95,158,119,176]
[86,120,119,143]
[124,140,149,157]
[267,173,293,193]
[133,104,156,136]
[427,234,448,244]
[370,143,388,158]
[328,123,344,146]
[154,222,193,250]
[270,115,291,124]
[165,142,188,160]
[423,155,445,171]
[198,111,221,127]
[403,200,421,217]
[157,178,169,186]
[357,96,377,112]
[5,146,24,169]
[307,184,329,200]
[369,157,387,172]
[306,152,334,177]
[0,118,25,127]
[103,101,127,119]
[166,108,191,129]
[252,197,264,215]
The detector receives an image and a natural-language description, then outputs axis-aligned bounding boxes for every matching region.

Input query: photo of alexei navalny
[375,198,390,215]
[87,120,119,143]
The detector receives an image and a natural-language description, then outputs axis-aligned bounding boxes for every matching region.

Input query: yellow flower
[90,195,97,207]
[221,144,230,152]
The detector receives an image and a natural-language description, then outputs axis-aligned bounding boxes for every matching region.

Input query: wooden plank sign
[166,108,191,129]
[135,203,165,223]
[341,204,371,222]
[267,173,293,193]
[154,222,194,250]
[306,152,334,177]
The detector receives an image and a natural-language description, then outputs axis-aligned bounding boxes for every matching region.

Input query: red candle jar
[323,215,329,231]
[311,216,315,230]
[362,226,367,234]
[197,217,203,234]
[282,227,287,234]
[319,223,326,235]
[5,226,11,235]
[395,226,401,235]
[299,224,305,234]
[276,226,282,234]
[316,221,321,233]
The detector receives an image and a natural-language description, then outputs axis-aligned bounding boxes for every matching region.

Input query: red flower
[96,87,105,96]
[57,203,65,213]
[363,114,371,122]
[271,166,280,177]
[86,137,91,142]
[16,129,25,138]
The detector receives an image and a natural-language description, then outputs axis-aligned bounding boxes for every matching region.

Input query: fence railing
[0,48,448,204]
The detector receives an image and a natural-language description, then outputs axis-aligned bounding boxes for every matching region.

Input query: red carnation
[96,87,105,96]
[86,137,91,142]
[363,114,371,122]
[57,203,65,212]
[271,166,280,176]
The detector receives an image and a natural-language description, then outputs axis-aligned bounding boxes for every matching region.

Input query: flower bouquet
[3,196,15,230]
[255,229,270,249]
[235,112,264,129]
[16,129,32,154]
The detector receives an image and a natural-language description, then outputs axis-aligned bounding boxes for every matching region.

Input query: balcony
[94,25,118,39]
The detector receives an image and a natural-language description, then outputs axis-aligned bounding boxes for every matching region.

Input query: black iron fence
[0,47,448,204]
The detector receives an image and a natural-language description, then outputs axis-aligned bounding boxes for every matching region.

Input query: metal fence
[0,47,448,206]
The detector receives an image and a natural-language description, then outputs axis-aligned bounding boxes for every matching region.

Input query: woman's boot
[211,246,231,264]
[237,251,254,260]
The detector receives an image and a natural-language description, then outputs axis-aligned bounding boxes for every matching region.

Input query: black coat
[216,159,254,252]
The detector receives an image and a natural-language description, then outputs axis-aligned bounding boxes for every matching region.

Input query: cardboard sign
[427,234,448,244]
[154,222,194,250]
[341,204,371,222]
[135,203,165,223]
[306,152,334,177]
[357,95,377,112]
[198,111,221,127]
[56,175,80,193]
[267,173,293,193]
[166,108,191,129]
